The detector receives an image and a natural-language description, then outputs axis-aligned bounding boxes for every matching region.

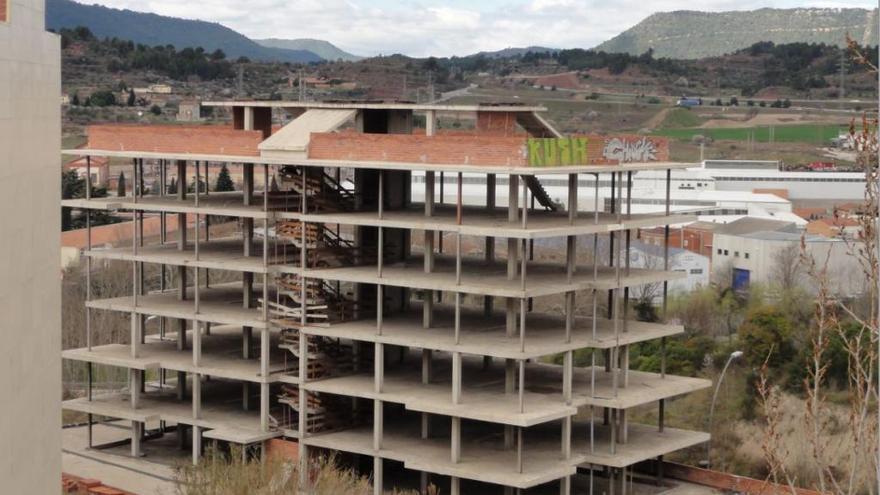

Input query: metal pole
[874,21,880,495]
[706,351,742,467]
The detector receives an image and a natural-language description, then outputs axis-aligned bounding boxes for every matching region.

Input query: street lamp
[706,350,743,469]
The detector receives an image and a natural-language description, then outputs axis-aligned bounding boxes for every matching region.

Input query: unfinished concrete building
[62,101,711,494]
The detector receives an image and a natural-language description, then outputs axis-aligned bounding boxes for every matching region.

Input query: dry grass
[174,447,433,495]
[724,393,873,493]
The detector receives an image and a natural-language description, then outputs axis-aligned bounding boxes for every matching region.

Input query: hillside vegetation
[596,8,878,59]
[46,0,322,63]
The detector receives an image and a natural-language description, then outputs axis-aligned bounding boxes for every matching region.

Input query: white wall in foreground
[0,0,61,492]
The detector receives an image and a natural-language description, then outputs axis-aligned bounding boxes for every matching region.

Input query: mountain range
[596,8,879,59]
[45,1,880,64]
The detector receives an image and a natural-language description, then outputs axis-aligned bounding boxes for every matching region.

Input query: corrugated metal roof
[714,217,797,236]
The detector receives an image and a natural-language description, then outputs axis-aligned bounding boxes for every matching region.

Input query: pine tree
[116,171,126,197]
[71,92,80,106]
[214,164,235,192]
[167,177,177,195]
[127,89,136,107]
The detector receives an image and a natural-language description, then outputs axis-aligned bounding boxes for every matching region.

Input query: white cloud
[81,0,877,57]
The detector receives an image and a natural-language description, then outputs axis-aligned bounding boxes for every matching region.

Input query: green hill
[46,0,322,63]
[596,8,878,59]
[256,38,361,62]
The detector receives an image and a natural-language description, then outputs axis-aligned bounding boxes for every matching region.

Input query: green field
[653,124,845,144]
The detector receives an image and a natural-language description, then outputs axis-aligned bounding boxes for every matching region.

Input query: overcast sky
[83,1,875,57]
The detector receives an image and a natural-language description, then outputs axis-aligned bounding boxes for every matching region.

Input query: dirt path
[644,107,671,130]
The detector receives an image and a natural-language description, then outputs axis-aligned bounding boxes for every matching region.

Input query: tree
[116,171,126,197]
[730,96,739,106]
[738,306,795,369]
[150,105,162,116]
[89,90,117,107]
[770,242,804,291]
[127,89,136,107]
[209,49,226,61]
[71,92,80,106]
[61,170,113,231]
[167,177,177,195]
[214,165,235,192]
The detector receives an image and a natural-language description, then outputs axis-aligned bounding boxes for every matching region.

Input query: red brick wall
[475,112,521,136]
[0,0,7,22]
[265,439,299,462]
[308,132,528,166]
[87,125,263,156]
[308,132,669,167]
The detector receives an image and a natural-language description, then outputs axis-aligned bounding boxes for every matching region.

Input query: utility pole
[236,65,244,97]
[299,69,305,102]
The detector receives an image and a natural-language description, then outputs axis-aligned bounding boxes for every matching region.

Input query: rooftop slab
[204,101,547,112]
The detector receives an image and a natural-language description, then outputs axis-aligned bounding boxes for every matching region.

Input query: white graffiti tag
[602,137,658,163]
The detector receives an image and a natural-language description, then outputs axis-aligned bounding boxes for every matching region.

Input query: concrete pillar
[192,425,201,465]
[260,383,270,432]
[450,476,460,495]
[243,106,254,131]
[373,456,383,495]
[192,374,201,420]
[130,421,142,457]
[425,110,436,136]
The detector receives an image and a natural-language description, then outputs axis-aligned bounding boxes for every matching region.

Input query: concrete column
[243,106,255,131]
[451,417,461,463]
[425,110,437,136]
[130,421,142,457]
[192,425,201,465]
[504,174,519,450]
[192,373,201,420]
[130,369,140,409]
[373,456,383,495]
[260,383,270,432]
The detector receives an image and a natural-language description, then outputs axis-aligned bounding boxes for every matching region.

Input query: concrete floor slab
[303,303,683,359]
[283,205,693,240]
[63,325,297,384]
[86,238,298,274]
[64,379,280,444]
[87,283,271,329]
[306,255,686,299]
[62,192,277,219]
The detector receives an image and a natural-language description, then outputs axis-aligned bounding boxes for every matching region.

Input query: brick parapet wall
[308,132,528,166]
[308,132,669,167]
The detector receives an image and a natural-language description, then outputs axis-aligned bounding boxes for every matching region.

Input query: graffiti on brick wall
[602,137,658,163]
[527,135,668,167]
[527,137,589,167]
